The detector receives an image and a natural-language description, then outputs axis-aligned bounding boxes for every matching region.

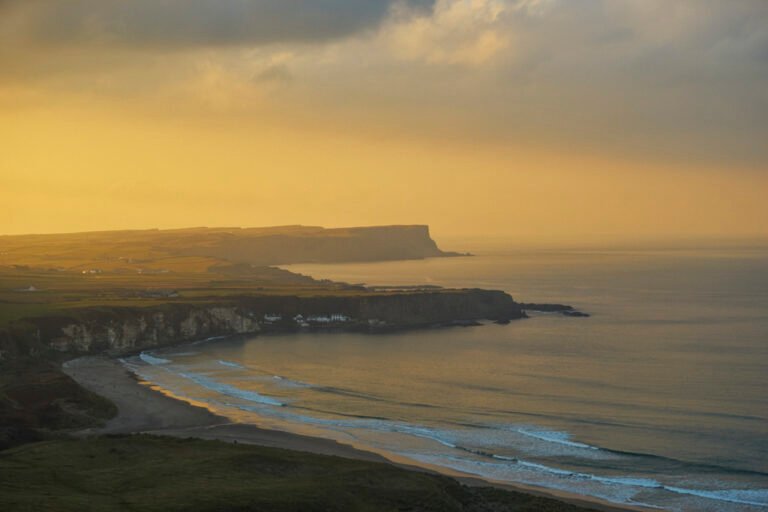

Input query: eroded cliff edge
[1,289,523,359]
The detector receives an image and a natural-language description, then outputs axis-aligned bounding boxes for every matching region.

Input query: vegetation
[0,362,117,450]
[0,225,458,328]
[0,435,596,512]
[0,225,450,271]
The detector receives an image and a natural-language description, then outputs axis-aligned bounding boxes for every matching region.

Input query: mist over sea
[128,241,768,511]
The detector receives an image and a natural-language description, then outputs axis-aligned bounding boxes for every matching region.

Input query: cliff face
[14,290,523,357]
[31,306,262,355]
[365,289,520,324]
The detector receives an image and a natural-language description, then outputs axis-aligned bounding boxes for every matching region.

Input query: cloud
[2,0,767,168]
[385,0,511,66]
[326,0,768,166]
[253,64,292,84]
[0,0,435,48]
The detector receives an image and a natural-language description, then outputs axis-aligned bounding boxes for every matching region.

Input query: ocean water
[126,242,768,511]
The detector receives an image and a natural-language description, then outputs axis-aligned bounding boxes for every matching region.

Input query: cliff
[4,290,523,357]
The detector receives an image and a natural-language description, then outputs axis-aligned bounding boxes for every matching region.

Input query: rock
[17,289,526,356]
[562,311,590,317]
[519,303,574,313]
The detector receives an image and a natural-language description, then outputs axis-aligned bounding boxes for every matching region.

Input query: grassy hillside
[0,435,597,512]
[0,362,117,450]
[0,224,459,328]
[0,264,341,328]
[0,224,453,270]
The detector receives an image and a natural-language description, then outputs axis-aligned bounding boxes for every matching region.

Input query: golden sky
[2,1,767,239]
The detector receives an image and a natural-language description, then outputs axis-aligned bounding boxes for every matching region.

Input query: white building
[305,313,352,323]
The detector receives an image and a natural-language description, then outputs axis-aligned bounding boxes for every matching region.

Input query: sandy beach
[62,357,389,463]
[61,355,651,512]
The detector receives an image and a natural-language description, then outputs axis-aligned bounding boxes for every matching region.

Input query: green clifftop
[0,435,597,512]
[0,224,457,271]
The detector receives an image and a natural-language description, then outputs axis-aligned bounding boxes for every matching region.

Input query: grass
[0,435,596,512]
[0,303,56,327]
[0,362,117,449]
[0,225,462,328]
[0,265,455,328]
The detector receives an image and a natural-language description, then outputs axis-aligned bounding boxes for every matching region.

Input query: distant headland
[0,224,462,270]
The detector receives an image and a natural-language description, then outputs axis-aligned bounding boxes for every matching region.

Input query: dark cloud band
[3,0,435,47]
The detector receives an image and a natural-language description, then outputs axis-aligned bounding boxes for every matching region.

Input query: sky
[1,0,767,239]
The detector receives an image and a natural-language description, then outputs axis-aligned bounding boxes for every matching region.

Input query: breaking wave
[139,352,171,365]
[177,371,284,407]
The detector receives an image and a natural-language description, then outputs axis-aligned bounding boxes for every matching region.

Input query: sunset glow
[2,0,766,238]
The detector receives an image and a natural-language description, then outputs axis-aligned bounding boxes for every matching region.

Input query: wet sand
[63,356,387,462]
[63,356,650,512]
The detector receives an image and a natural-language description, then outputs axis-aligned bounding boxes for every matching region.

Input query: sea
[125,240,768,511]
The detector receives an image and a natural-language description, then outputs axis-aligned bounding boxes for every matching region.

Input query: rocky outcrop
[14,290,524,356]
[230,289,523,327]
[519,303,590,317]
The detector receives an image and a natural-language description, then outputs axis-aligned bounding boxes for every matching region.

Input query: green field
[0,226,455,327]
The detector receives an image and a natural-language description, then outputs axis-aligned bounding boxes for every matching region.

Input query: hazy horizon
[2,223,767,250]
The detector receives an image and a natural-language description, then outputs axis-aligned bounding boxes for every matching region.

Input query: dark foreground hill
[0,435,598,512]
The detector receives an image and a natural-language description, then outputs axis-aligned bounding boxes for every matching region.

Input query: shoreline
[63,355,650,512]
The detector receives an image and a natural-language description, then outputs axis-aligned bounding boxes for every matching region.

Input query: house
[305,314,352,323]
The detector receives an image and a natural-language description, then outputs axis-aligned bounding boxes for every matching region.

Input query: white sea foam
[218,360,245,369]
[269,375,313,388]
[664,487,768,507]
[517,460,576,477]
[392,424,457,448]
[400,452,653,508]
[178,372,284,407]
[192,335,228,345]
[517,460,663,490]
[513,427,599,451]
[139,352,172,365]
[474,456,768,508]
[591,476,662,488]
